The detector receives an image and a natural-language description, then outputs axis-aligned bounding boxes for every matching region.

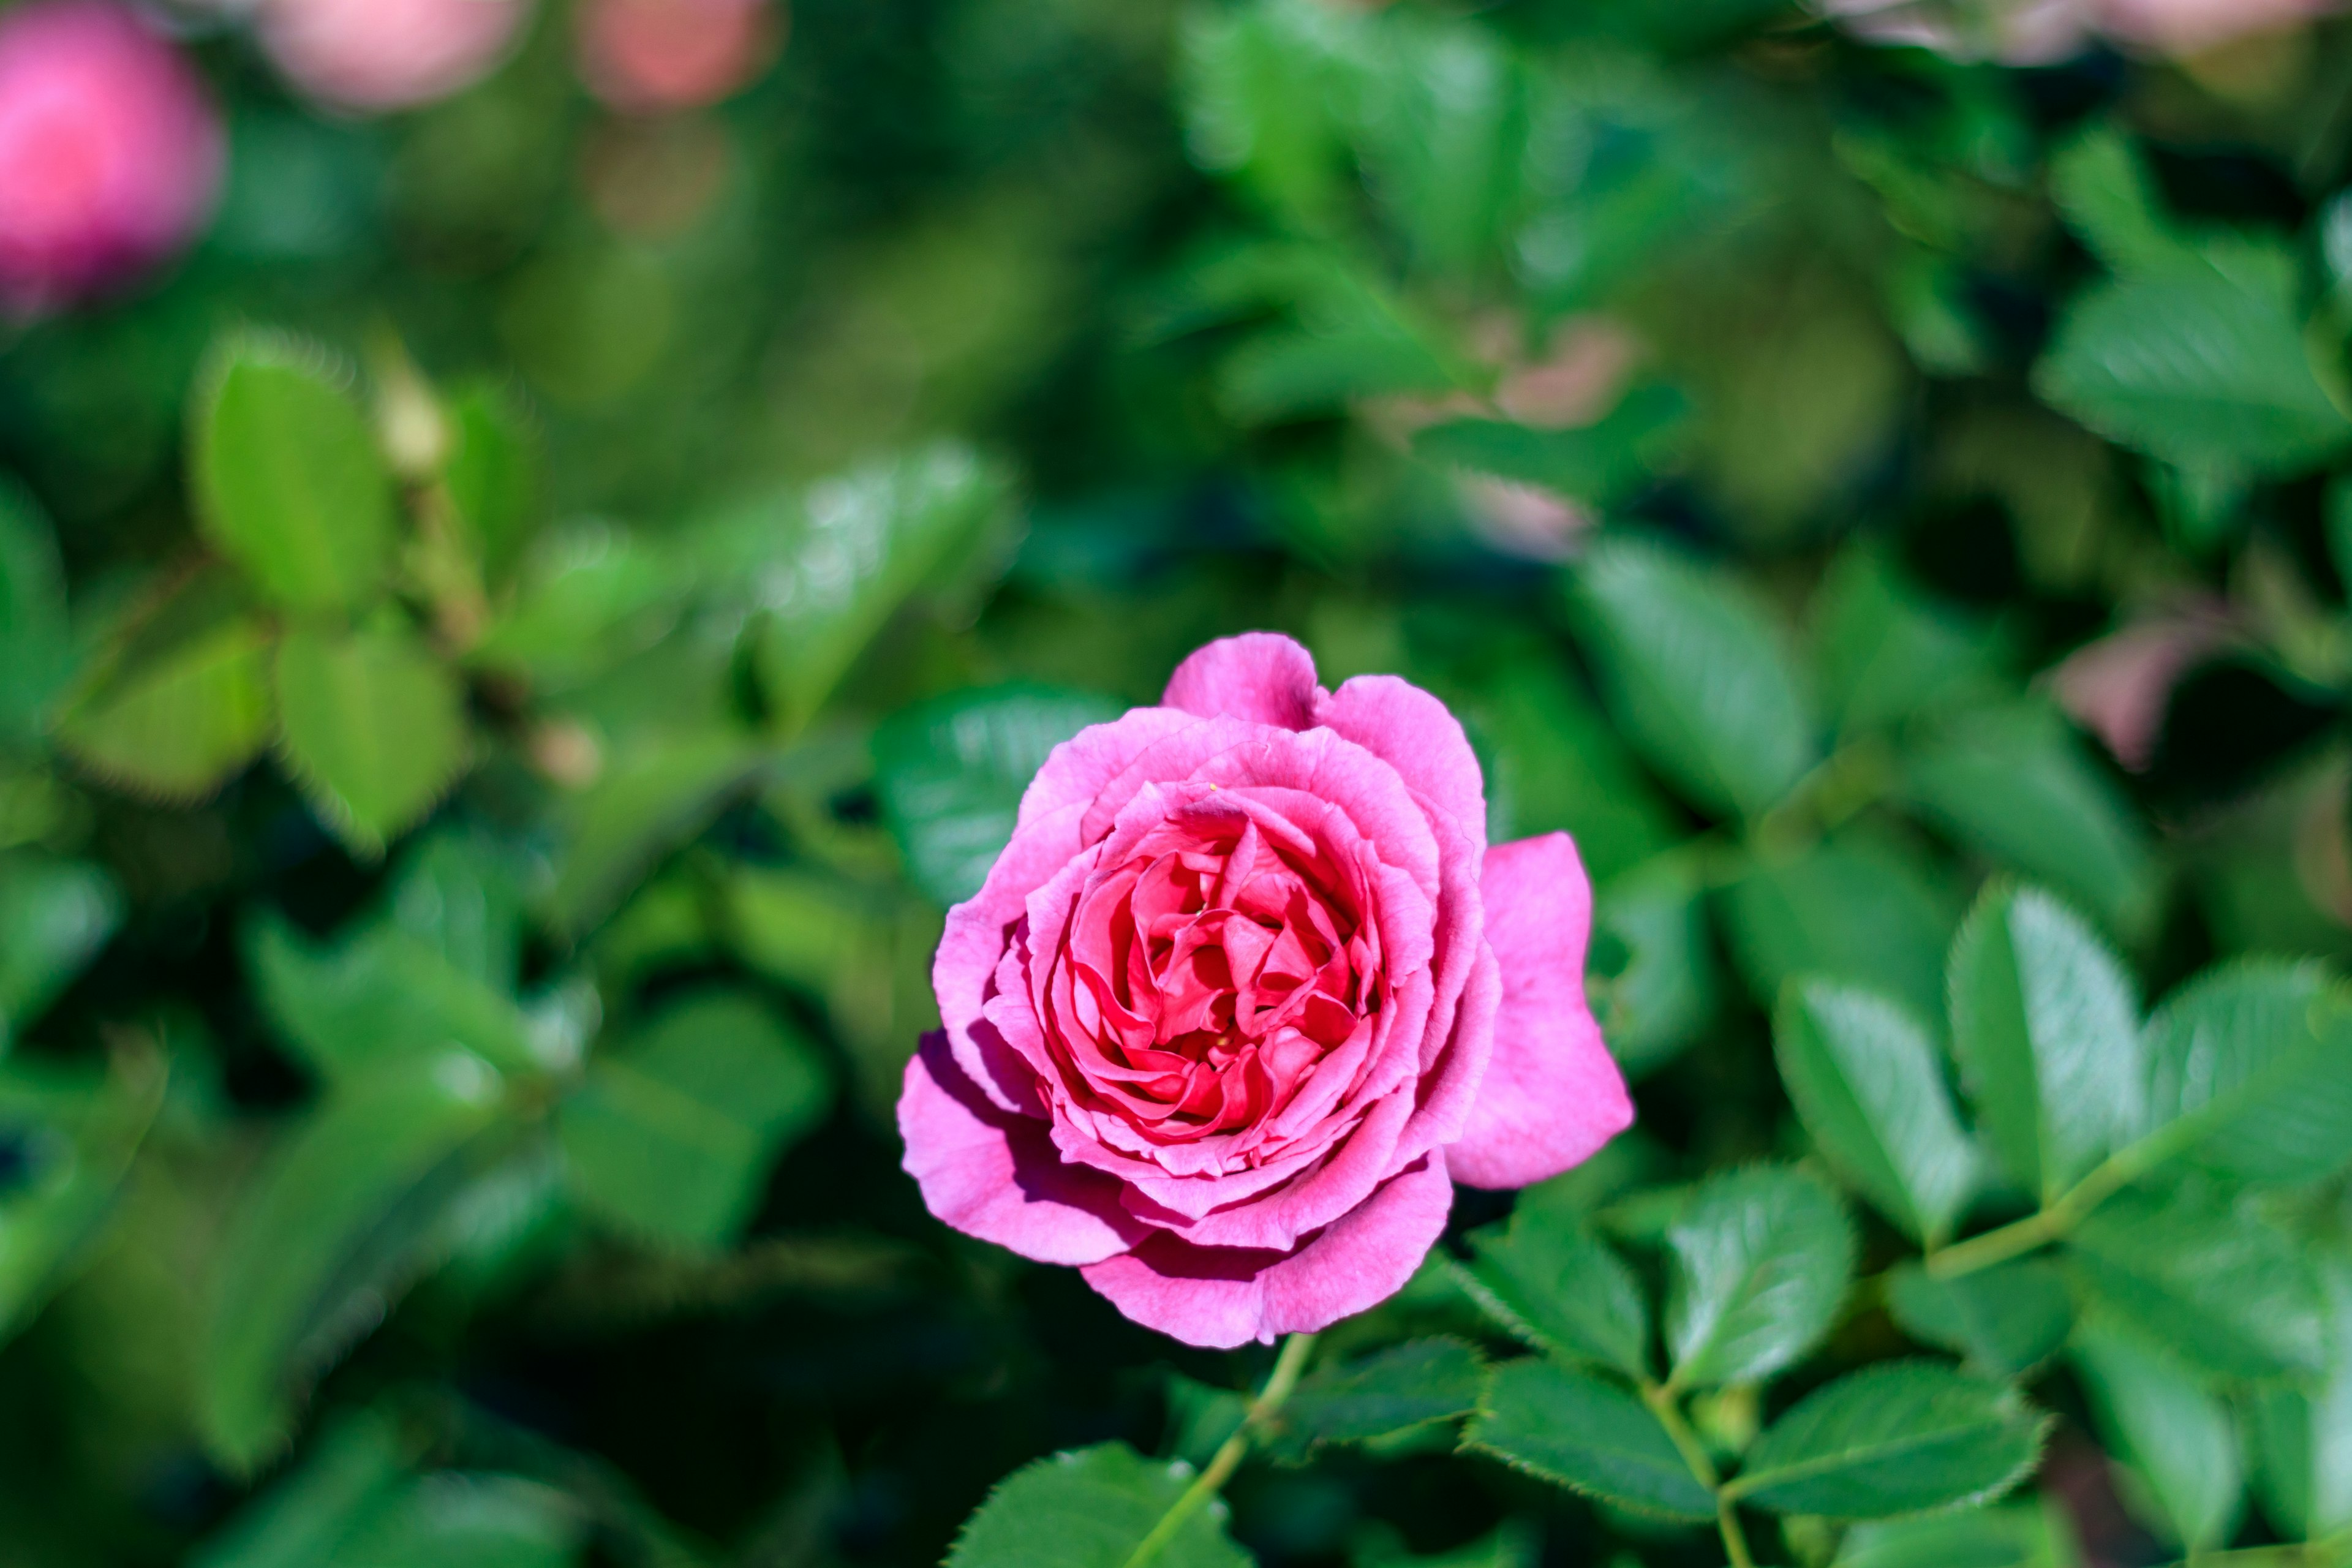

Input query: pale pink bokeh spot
[258,0,533,114]
[0,1,222,315]
[1818,0,2341,61]
[576,0,777,114]
[2051,602,2236,771]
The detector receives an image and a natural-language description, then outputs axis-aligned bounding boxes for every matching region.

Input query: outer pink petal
[1016,707,1202,831]
[1447,834,1633,1190]
[899,1033,1153,1266]
[1312,676,1488,855]
[1163,632,1325,729]
[933,801,1093,1114]
[1080,1153,1453,1348]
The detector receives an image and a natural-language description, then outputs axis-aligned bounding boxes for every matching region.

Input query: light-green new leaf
[192,336,398,612]
[274,623,469,858]
[1467,1359,1715,1521]
[1947,883,2141,1204]
[1665,1164,1854,1389]
[55,575,274,804]
[947,1442,1250,1568]
[1727,1360,2046,1519]
[1569,535,1817,822]
[2136,960,2352,1186]
[1774,979,1977,1245]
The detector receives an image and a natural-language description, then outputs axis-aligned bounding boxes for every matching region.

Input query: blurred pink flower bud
[0,1,222,315]
[576,0,777,115]
[258,0,533,114]
[2051,602,2235,771]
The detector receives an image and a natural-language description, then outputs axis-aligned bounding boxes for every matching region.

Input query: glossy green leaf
[946,1441,1250,1568]
[1665,1164,1854,1389]
[0,853,120,1041]
[558,991,832,1251]
[1833,1502,2079,1568]
[1885,1259,2071,1380]
[1727,1360,2045,1518]
[1947,883,2140,1203]
[2034,269,2351,477]
[1721,834,1954,1028]
[247,916,546,1082]
[274,623,469,857]
[0,481,70,744]
[1569,535,1817,820]
[469,523,684,692]
[55,592,274,803]
[1270,1338,1485,1455]
[1901,704,2154,936]
[2066,1182,2325,1382]
[192,336,398,611]
[873,684,1123,907]
[2073,1326,2244,1550]
[2136,960,2352,1186]
[1461,1210,1649,1378]
[1466,1358,1714,1521]
[2246,1263,2352,1542]
[1774,979,1977,1245]
[199,1052,513,1470]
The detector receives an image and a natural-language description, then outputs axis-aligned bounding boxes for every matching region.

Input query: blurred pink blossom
[0,1,222,315]
[1818,0,2342,61]
[2095,0,2343,52]
[576,0,777,115]
[2051,601,2235,771]
[258,0,532,113]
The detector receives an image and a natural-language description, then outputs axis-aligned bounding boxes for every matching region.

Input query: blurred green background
[10,0,2352,1563]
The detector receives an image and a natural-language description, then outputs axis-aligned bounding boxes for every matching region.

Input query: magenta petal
[1447,834,1633,1190]
[1311,676,1488,854]
[1016,707,1202,832]
[1163,633,1324,729]
[1079,1153,1453,1348]
[899,1033,1155,1266]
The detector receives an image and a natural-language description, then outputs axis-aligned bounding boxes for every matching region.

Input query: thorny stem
[1121,1332,1319,1568]
[1640,1381,1755,1568]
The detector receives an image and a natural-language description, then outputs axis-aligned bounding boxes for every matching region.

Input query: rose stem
[1121,1331,1319,1568]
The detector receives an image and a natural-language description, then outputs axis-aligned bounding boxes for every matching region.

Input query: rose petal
[1312,675,1488,856]
[1017,706,1202,832]
[899,1033,1155,1266]
[1163,632,1324,729]
[1080,1152,1453,1348]
[1447,833,1633,1190]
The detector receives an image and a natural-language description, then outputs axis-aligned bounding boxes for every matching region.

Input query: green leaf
[1589,856,1716,1079]
[442,382,544,586]
[0,481,71,745]
[2048,124,2199,281]
[469,523,684,692]
[274,622,470,857]
[383,827,529,993]
[1774,979,1977,1245]
[549,731,767,935]
[200,1052,514,1470]
[1268,1338,1485,1455]
[2073,1325,2245,1550]
[1466,1358,1714,1521]
[1808,548,2002,735]
[742,446,1016,733]
[1947,883,2141,1203]
[1721,834,1955,1023]
[1457,662,1677,886]
[0,853,121,1041]
[0,1052,165,1344]
[1727,1360,2046,1518]
[558,991,832,1252]
[192,336,398,612]
[2034,269,2352,477]
[1665,1164,1854,1389]
[1351,9,1527,281]
[189,1409,410,1568]
[1833,1502,2079,1568]
[1885,1259,2072,1380]
[247,916,546,1082]
[872,684,1125,907]
[2137,960,2352,1186]
[1568,536,1817,820]
[55,584,274,803]
[1413,386,1689,503]
[331,1473,582,1568]
[2246,1263,2352,1542]
[1899,704,2154,937]
[1460,1209,1649,1378]
[1177,0,1366,230]
[2066,1182,2326,1382]
[946,1441,1250,1568]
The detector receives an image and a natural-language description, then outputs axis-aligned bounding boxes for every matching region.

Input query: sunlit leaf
[1467,1359,1714,1521]
[2073,1325,2244,1550]
[274,622,469,857]
[947,1441,1250,1568]
[1727,1361,2045,1519]
[1665,1164,1853,1389]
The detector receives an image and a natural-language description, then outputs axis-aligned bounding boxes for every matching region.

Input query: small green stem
[1640,1381,1755,1568]
[1121,1333,1318,1568]
[1926,1139,2157,1281]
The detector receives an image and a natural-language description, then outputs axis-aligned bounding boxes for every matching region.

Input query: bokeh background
[6,0,2352,1563]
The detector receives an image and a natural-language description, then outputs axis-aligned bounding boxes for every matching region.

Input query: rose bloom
[575,0,775,114]
[0,1,222,315]
[899,634,1634,1348]
[257,0,532,114]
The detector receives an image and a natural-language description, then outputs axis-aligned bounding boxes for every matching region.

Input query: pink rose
[575,0,775,115]
[0,1,223,315]
[258,0,532,114]
[898,634,1634,1348]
